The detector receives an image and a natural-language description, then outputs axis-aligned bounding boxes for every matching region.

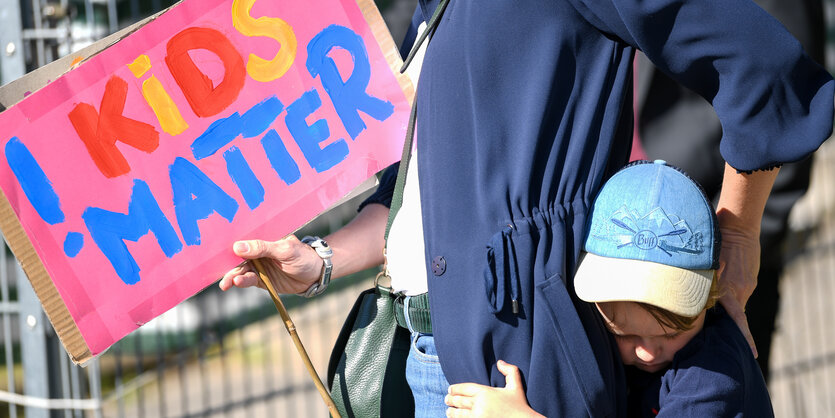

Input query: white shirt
[384,26,428,295]
[385,149,427,295]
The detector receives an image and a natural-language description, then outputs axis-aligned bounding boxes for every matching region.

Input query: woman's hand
[716,209,761,358]
[218,235,322,295]
[218,202,390,295]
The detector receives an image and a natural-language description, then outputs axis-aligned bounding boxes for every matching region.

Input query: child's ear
[716,260,726,280]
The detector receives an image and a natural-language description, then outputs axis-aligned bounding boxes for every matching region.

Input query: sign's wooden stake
[251,258,341,418]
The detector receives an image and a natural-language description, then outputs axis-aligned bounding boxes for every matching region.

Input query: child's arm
[444,360,544,418]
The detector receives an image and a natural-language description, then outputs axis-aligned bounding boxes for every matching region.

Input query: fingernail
[234,241,249,254]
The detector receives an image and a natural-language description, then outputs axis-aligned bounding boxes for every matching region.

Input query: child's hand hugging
[444,360,544,418]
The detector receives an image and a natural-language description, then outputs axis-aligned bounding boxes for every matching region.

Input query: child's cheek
[615,337,636,365]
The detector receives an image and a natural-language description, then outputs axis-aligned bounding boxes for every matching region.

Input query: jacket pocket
[536,277,615,418]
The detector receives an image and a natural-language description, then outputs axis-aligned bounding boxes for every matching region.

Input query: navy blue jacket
[363,0,833,415]
[626,308,774,417]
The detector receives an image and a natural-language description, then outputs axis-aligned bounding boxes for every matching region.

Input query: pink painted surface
[0,0,407,355]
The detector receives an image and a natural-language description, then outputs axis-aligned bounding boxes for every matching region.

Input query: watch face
[304,236,333,258]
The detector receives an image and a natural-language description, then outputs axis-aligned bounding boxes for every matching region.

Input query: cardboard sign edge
[0,6,173,110]
[355,0,415,104]
[0,187,92,364]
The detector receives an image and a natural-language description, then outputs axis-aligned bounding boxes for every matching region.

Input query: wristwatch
[300,236,333,298]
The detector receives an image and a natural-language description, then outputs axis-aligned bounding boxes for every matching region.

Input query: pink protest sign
[0,0,412,364]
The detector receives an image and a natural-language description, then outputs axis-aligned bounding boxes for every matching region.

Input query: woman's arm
[218,202,388,294]
[715,163,780,356]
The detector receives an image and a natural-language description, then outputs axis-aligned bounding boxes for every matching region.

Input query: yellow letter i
[128,54,189,136]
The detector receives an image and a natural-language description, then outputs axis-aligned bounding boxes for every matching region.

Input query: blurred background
[0,0,832,416]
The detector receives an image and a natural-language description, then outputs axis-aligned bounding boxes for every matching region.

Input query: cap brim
[574,252,713,317]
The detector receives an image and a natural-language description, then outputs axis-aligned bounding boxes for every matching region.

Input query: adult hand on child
[716,216,760,358]
[218,235,322,295]
[445,360,544,418]
[715,163,780,358]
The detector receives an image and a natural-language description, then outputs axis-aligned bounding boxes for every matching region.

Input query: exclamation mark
[5,137,85,257]
[128,54,189,136]
[5,137,64,224]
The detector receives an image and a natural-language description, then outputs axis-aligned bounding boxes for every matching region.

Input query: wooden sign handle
[250,258,342,418]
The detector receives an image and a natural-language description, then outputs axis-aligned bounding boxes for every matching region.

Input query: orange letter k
[68,75,160,178]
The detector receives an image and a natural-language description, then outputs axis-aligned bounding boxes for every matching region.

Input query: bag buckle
[375,247,393,289]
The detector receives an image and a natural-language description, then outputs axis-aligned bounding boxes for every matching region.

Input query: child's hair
[638,271,722,332]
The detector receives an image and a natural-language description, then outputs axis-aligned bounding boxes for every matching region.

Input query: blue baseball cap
[574,160,720,317]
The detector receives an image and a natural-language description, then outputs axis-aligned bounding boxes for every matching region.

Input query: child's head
[574,160,721,373]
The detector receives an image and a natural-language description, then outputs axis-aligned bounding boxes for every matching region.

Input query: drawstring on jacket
[483,225,521,315]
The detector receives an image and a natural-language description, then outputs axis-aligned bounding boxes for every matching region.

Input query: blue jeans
[406,333,450,418]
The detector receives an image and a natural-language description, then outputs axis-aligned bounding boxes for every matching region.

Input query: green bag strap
[384,0,450,242]
[400,0,450,73]
[384,99,417,241]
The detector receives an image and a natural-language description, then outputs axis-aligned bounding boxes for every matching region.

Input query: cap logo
[598,205,704,257]
[633,230,658,250]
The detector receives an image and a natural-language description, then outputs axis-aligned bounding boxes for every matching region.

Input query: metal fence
[0,0,834,417]
[768,138,835,417]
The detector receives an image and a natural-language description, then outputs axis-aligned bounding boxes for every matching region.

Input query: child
[444,160,774,417]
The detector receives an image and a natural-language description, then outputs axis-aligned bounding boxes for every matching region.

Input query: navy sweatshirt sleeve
[565,0,833,172]
[655,309,775,417]
[657,361,747,417]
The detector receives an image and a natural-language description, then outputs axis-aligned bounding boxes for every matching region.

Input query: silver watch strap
[300,236,333,298]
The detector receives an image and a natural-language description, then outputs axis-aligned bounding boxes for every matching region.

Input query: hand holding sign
[220,197,390,293]
[219,235,322,293]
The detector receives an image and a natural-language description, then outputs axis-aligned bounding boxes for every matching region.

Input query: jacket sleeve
[398,5,424,58]
[566,0,834,172]
[358,162,399,211]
